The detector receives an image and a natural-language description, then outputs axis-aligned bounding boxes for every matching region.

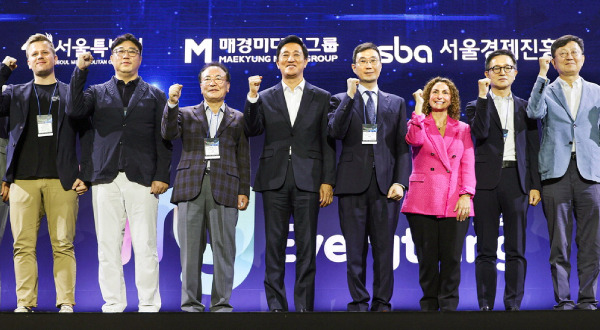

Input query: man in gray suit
[162,62,250,312]
[527,34,600,310]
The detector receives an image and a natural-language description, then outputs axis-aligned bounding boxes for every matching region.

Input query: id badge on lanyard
[362,124,377,144]
[34,85,58,137]
[204,138,220,159]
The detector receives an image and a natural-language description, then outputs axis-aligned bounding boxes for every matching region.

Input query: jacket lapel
[273,82,292,128]
[548,81,573,121]
[193,102,209,136]
[293,81,315,130]
[126,78,148,117]
[56,80,68,137]
[215,104,234,137]
[487,95,502,130]
[425,115,451,171]
[575,79,592,123]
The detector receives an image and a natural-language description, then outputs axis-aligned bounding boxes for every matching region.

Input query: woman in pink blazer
[401,77,476,311]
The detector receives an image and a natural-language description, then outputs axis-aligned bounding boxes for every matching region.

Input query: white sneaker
[14,306,33,313]
[59,304,74,313]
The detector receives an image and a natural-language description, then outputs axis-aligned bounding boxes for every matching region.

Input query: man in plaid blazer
[162,62,250,312]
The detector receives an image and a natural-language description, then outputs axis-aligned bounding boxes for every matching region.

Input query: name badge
[204,138,220,159]
[362,124,377,144]
[37,114,53,137]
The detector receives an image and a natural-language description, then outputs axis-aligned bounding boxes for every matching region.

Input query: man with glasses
[328,42,409,311]
[466,49,541,311]
[527,35,600,310]
[245,35,336,312]
[69,33,172,313]
[162,62,250,312]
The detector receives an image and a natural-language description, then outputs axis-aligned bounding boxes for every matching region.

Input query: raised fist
[77,52,94,70]
[478,78,491,98]
[2,56,17,71]
[168,84,183,104]
[346,78,359,98]
[248,75,262,98]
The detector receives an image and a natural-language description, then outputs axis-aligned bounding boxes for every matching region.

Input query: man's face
[484,55,517,91]
[276,42,307,80]
[110,40,142,76]
[27,41,57,78]
[551,41,585,77]
[352,48,381,84]
[200,66,230,103]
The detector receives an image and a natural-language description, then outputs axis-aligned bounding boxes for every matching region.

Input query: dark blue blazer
[244,81,335,192]
[68,67,171,187]
[0,65,92,190]
[466,94,541,193]
[328,91,410,195]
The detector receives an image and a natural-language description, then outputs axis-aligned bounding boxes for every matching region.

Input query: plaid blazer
[161,102,250,207]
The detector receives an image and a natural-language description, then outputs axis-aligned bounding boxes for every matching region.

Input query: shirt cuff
[247,93,259,103]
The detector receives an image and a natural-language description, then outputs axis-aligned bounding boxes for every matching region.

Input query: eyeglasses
[356,59,380,66]
[202,76,226,85]
[556,50,582,59]
[113,48,140,58]
[488,65,515,74]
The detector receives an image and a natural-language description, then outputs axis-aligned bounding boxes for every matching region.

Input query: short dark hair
[276,35,308,60]
[551,35,584,58]
[485,49,517,71]
[198,62,231,82]
[111,33,143,54]
[352,42,381,64]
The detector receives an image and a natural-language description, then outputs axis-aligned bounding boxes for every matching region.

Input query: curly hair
[421,76,461,120]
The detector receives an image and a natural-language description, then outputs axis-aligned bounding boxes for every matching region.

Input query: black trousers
[473,166,528,310]
[406,213,469,311]
[262,160,320,311]
[338,171,400,311]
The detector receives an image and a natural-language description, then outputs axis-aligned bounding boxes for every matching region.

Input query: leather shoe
[272,309,284,312]
[480,306,491,311]
[298,308,310,312]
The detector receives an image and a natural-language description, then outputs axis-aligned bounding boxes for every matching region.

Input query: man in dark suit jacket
[466,49,541,311]
[245,35,336,312]
[328,42,409,312]
[162,62,250,312]
[68,33,172,313]
[0,34,90,313]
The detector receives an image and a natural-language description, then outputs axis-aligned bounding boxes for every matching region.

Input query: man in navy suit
[162,62,250,312]
[328,42,409,311]
[527,35,600,310]
[69,33,172,313]
[466,49,541,311]
[244,35,336,312]
[0,34,90,313]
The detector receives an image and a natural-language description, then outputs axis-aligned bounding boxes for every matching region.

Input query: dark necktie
[365,91,376,124]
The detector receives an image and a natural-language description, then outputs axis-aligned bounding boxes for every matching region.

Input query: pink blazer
[401,113,476,218]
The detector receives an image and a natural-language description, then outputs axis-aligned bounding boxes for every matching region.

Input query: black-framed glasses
[488,65,515,74]
[113,48,140,58]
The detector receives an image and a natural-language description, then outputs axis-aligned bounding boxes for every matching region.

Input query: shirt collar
[358,84,379,96]
[114,76,140,87]
[557,76,582,89]
[205,103,226,115]
[489,91,512,102]
[282,79,305,92]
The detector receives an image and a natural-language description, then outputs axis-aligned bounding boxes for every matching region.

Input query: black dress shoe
[480,306,491,311]
[507,306,520,311]
[272,309,284,312]
[298,308,310,312]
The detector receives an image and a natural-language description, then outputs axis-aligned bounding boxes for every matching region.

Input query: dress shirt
[357,84,379,120]
[490,91,516,161]
[282,79,305,127]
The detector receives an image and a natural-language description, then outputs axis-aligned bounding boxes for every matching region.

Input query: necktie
[365,91,376,124]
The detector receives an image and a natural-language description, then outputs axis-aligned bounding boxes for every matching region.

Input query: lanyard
[32,83,58,115]
[207,108,221,138]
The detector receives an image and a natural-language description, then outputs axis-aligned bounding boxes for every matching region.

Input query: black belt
[571,152,576,160]
[502,160,517,168]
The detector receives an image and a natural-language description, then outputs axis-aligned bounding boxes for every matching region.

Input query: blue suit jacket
[328,91,410,195]
[527,76,600,182]
[0,65,92,190]
[69,67,172,187]
[467,94,541,193]
[244,81,335,192]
